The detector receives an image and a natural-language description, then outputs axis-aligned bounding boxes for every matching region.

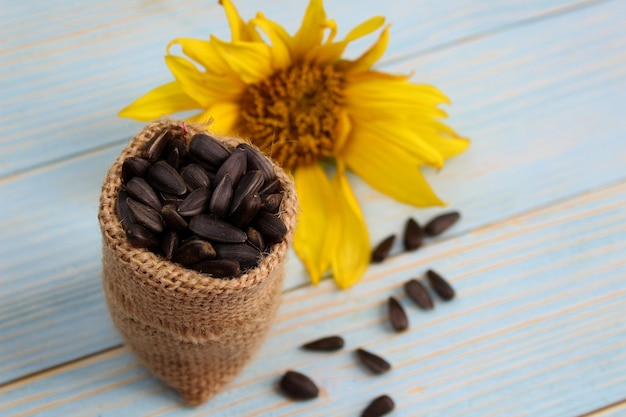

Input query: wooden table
[2,0,626,415]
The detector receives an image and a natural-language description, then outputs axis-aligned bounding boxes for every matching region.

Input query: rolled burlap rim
[98,119,298,405]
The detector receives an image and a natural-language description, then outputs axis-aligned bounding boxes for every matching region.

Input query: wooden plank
[0,0,603,177]
[2,0,626,384]
[2,179,625,416]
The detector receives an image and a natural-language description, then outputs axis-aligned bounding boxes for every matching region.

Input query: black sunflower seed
[161,204,189,231]
[388,297,408,332]
[159,192,184,207]
[161,229,179,260]
[427,269,455,300]
[229,170,264,215]
[125,177,162,211]
[181,163,211,190]
[121,157,151,183]
[238,142,275,182]
[214,243,261,269]
[424,211,461,236]
[361,395,395,417]
[301,336,345,351]
[371,235,395,263]
[261,193,283,213]
[403,279,434,310]
[116,190,134,231]
[172,239,216,266]
[190,259,241,278]
[126,198,164,234]
[125,223,158,248]
[209,174,233,218]
[279,370,319,400]
[188,133,231,168]
[142,129,170,162]
[147,160,187,195]
[165,145,180,170]
[177,187,210,217]
[246,227,265,252]
[259,178,281,195]
[214,147,247,188]
[252,210,287,244]
[189,214,247,243]
[356,349,391,374]
[403,217,424,251]
[230,192,262,228]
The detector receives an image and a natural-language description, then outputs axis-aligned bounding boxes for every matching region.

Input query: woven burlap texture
[98,120,298,406]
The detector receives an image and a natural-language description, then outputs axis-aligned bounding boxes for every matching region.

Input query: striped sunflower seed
[181,163,210,190]
[165,146,180,170]
[214,243,261,269]
[261,193,283,213]
[125,177,162,211]
[190,259,241,278]
[426,269,455,300]
[121,157,151,183]
[252,210,287,244]
[301,336,345,351]
[404,279,434,310]
[125,223,159,248]
[177,187,210,217]
[161,229,179,260]
[424,211,461,236]
[230,192,262,228]
[116,190,134,231]
[142,129,170,162]
[361,395,395,417]
[279,370,319,400]
[126,197,164,234]
[209,174,234,218]
[189,214,247,243]
[356,349,391,374]
[188,133,231,168]
[147,160,187,195]
[172,239,216,266]
[388,297,408,332]
[371,235,395,263]
[229,170,264,216]
[403,217,424,251]
[161,204,189,231]
[237,142,275,182]
[259,178,281,195]
[214,147,247,188]
[246,227,265,252]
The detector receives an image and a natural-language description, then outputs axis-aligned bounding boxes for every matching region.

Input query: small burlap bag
[98,120,298,405]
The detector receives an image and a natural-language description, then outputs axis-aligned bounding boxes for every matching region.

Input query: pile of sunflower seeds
[277,213,460,416]
[117,128,287,278]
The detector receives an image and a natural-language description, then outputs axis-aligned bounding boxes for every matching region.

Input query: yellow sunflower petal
[347,73,451,106]
[330,167,370,289]
[342,133,445,207]
[211,35,273,83]
[251,14,292,70]
[338,24,390,74]
[334,109,351,154]
[167,38,230,76]
[119,81,199,121]
[292,0,327,60]
[164,55,229,106]
[220,0,261,42]
[409,121,471,159]
[293,163,339,285]
[187,101,240,135]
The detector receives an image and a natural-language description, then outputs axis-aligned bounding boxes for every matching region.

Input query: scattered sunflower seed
[424,211,460,236]
[404,279,434,310]
[279,370,319,400]
[427,269,456,300]
[388,297,408,332]
[371,235,395,263]
[403,217,424,251]
[356,349,391,374]
[301,336,345,351]
[361,395,395,417]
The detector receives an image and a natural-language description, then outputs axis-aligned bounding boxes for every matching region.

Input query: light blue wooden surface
[1,0,626,415]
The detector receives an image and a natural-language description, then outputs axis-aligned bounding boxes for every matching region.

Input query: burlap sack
[98,120,298,405]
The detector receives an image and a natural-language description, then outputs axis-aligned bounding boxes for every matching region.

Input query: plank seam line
[578,397,626,417]
[381,0,613,67]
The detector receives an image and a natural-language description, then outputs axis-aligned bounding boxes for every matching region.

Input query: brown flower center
[239,64,345,169]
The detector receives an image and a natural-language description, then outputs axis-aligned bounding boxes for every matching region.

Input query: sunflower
[119,0,469,288]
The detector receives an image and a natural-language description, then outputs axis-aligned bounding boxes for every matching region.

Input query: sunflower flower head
[120,0,469,289]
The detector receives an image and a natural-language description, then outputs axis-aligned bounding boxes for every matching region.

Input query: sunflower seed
[161,204,189,231]
[189,214,247,243]
[161,229,179,260]
[301,336,345,351]
[237,142,275,182]
[121,157,151,183]
[165,136,187,160]
[424,211,461,236]
[159,192,184,206]
[214,147,247,188]
[125,223,159,248]
[207,174,232,218]
[181,163,210,190]
[142,129,170,162]
[252,210,287,244]
[165,146,180,170]
[191,259,241,278]
[116,190,134,231]
[229,170,264,215]
[246,227,265,251]
[172,239,216,266]
[126,198,164,233]
[147,161,187,195]
[177,187,210,217]
[371,235,395,263]
[261,193,283,213]
[403,279,434,310]
[388,297,408,332]
[259,178,281,195]
[125,177,162,211]
[188,133,231,168]
[230,192,262,228]
[356,349,391,374]
[403,217,424,251]
[279,370,319,400]
[427,269,455,300]
[361,395,395,417]
[214,243,261,269]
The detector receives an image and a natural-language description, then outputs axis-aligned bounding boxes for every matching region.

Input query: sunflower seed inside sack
[356,349,391,374]
[388,297,408,332]
[403,217,423,251]
[301,336,345,351]
[119,128,288,277]
[361,395,395,417]
[403,279,434,310]
[426,269,456,300]
[424,211,461,236]
[279,370,319,400]
[371,235,395,263]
